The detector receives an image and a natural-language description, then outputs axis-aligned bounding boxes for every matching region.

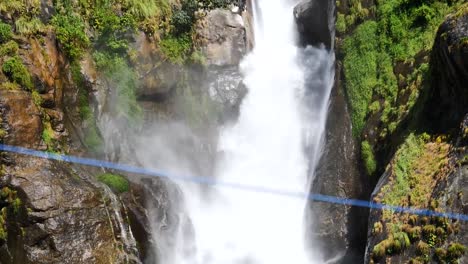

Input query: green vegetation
[336,13,347,33]
[97,173,130,193]
[447,243,466,261]
[2,56,33,90]
[15,17,45,35]
[0,186,23,241]
[0,40,19,57]
[51,14,90,60]
[361,140,377,175]
[0,22,12,43]
[160,34,192,64]
[341,0,465,137]
[342,21,378,136]
[41,121,55,151]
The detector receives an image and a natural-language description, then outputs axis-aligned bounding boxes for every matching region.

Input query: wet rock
[294,0,332,49]
[306,61,369,263]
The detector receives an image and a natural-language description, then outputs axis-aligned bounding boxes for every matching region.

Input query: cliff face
[364,9,468,264]
[333,0,468,263]
[0,0,250,263]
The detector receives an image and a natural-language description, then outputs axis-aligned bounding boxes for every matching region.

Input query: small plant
[447,243,466,261]
[416,241,430,256]
[0,22,12,43]
[14,17,45,35]
[361,140,377,175]
[336,13,346,33]
[160,34,192,64]
[2,56,33,90]
[97,173,130,193]
[0,40,19,56]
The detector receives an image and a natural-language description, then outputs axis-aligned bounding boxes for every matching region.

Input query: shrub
[2,56,33,90]
[0,22,12,43]
[51,14,89,60]
[447,243,466,260]
[97,173,130,193]
[0,40,19,56]
[361,140,377,175]
[160,34,192,64]
[336,13,346,33]
[15,17,45,35]
[416,241,430,256]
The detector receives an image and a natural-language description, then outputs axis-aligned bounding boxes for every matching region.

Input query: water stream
[182,0,335,263]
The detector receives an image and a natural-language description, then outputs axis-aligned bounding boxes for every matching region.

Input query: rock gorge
[0,0,466,263]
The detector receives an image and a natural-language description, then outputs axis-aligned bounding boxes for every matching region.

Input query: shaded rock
[426,10,468,131]
[294,0,332,49]
[0,156,140,264]
[306,60,369,263]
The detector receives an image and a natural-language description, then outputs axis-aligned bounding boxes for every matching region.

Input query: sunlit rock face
[425,10,468,131]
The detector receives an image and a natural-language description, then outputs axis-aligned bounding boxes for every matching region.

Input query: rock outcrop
[306,61,370,263]
[363,9,468,263]
[294,0,333,49]
[195,9,248,66]
[425,9,468,131]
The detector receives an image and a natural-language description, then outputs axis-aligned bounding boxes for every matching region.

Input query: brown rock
[0,90,43,148]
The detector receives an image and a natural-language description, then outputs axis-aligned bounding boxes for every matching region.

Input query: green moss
[160,34,192,64]
[361,140,377,175]
[97,173,130,193]
[2,56,33,90]
[342,21,378,136]
[0,40,19,57]
[336,13,347,33]
[0,22,12,43]
[41,121,55,151]
[0,82,19,90]
[341,0,465,137]
[31,90,43,107]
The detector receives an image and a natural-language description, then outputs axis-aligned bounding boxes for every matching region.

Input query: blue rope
[0,143,466,221]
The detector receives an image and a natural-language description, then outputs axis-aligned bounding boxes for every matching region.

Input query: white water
[183,0,335,263]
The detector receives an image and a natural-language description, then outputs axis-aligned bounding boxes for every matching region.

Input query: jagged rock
[426,10,468,130]
[0,90,43,148]
[195,9,247,66]
[294,0,332,49]
[0,156,140,264]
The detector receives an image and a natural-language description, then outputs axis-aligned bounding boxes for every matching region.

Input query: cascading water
[182,0,335,263]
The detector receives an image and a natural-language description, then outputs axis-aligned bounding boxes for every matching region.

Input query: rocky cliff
[0,0,250,263]
[333,0,468,263]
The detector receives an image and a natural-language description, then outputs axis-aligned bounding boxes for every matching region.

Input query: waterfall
[182,0,335,263]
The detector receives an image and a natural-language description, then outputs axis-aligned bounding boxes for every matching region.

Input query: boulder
[294,0,332,49]
[195,9,247,66]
